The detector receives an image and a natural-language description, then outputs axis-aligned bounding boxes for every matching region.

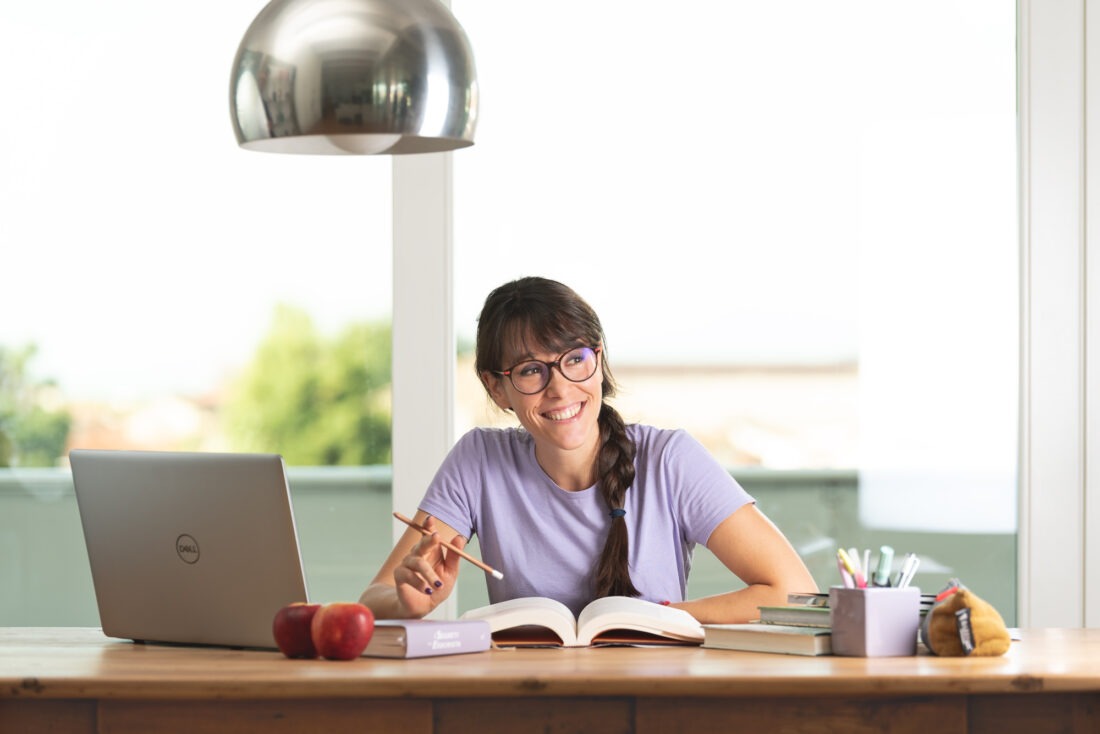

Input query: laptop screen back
[70,449,309,649]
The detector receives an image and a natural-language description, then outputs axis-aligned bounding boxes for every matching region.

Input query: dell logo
[176,534,200,564]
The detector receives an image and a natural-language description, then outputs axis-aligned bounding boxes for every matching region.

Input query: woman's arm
[358,512,467,619]
[671,504,818,624]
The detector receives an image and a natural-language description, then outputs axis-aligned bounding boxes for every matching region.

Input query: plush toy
[919,580,1011,657]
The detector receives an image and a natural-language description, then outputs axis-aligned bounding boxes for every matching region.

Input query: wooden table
[2,627,1099,733]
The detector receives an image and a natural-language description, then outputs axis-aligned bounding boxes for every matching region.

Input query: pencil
[393,512,505,580]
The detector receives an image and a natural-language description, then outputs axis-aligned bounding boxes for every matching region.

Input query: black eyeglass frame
[493,345,602,395]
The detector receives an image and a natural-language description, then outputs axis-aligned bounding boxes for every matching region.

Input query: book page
[459,596,579,646]
[575,596,705,646]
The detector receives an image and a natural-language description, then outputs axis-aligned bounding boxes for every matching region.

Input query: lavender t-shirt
[418,424,753,617]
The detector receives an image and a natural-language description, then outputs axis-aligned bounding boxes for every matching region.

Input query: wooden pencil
[393,512,505,580]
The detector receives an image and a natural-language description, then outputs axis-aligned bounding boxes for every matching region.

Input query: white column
[1018,0,1087,627]
[390,0,461,618]
[391,151,456,619]
[1085,0,1100,628]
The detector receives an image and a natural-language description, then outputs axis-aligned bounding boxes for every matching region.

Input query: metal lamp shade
[230,0,477,155]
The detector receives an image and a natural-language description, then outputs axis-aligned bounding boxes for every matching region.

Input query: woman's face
[484,341,605,457]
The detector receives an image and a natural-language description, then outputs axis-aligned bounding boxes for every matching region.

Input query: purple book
[360,619,493,658]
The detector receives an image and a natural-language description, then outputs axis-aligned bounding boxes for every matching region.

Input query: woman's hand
[362,515,467,619]
[392,516,467,617]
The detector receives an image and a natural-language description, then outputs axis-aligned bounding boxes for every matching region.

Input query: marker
[846,547,863,576]
[837,548,867,589]
[836,554,855,588]
[872,545,894,587]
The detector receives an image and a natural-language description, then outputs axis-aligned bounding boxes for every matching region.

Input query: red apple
[272,602,321,658]
[310,602,375,660]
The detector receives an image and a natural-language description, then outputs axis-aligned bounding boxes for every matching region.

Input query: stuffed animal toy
[919,580,1011,657]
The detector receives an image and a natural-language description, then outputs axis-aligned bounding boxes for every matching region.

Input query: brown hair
[475,276,640,599]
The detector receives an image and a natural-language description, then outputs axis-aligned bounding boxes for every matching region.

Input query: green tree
[223,305,392,466]
[0,344,72,468]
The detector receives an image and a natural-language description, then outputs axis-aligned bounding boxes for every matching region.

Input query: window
[0,1,393,623]
[1,0,1037,628]
[453,1,1017,618]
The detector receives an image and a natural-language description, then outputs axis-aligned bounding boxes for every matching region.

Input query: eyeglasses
[494,346,602,395]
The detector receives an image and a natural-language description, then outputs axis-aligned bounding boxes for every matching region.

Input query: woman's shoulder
[627,423,716,469]
[437,427,534,482]
[461,425,529,440]
[455,426,531,453]
[626,423,693,451]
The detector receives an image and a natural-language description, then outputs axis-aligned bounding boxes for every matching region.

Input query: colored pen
[872,545,894,587]
[837,548,867,588]
[393,512,505,580]
[836,554,855,588]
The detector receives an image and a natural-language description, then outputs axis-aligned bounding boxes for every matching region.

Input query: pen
[393,512,505,580]
[872,545,894,587]
[837,548,867,589]
[897,554,920,588]
[891,553,910,587]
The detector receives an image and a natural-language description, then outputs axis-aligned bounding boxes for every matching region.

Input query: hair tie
[609,508,626,519]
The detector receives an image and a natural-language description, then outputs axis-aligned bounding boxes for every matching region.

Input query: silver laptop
[70,449,310,649]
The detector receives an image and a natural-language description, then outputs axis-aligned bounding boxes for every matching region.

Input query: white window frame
[1020,0,1098,628]
[391,0,1100,627]
[1086,0,1100,629]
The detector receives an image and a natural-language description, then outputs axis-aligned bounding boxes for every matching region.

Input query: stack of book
[757,592,832,628]
[702,591,939,656]
[702,592,833,656]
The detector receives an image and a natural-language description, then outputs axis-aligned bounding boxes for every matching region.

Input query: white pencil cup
[829,586,921,657]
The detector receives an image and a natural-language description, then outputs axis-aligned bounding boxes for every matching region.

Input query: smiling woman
[360,276,818,625]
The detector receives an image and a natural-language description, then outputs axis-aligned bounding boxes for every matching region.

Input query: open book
[459,595,705,647]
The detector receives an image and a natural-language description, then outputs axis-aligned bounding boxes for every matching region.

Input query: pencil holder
[829,586,921,657]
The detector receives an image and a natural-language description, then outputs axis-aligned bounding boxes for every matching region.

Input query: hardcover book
[757,604,832,628]
[360,619,492,658]
[702,623,833,656]
[786,592,830,608]
[459,595,704,648]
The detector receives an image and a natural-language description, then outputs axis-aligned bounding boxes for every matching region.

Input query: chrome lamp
[230,0,477,155]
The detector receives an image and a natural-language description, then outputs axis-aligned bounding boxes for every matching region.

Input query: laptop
[70,449,310,649]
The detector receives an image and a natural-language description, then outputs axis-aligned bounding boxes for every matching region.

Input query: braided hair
[475,277,640,599]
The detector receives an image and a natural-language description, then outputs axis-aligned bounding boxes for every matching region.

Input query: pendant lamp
[230,0,477,155]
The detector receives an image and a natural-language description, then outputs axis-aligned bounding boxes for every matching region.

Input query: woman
[360,277,816,622]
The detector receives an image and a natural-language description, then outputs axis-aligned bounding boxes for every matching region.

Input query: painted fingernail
[425,587,433,595]
[659,600,671,606]
[434,580,443,588]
